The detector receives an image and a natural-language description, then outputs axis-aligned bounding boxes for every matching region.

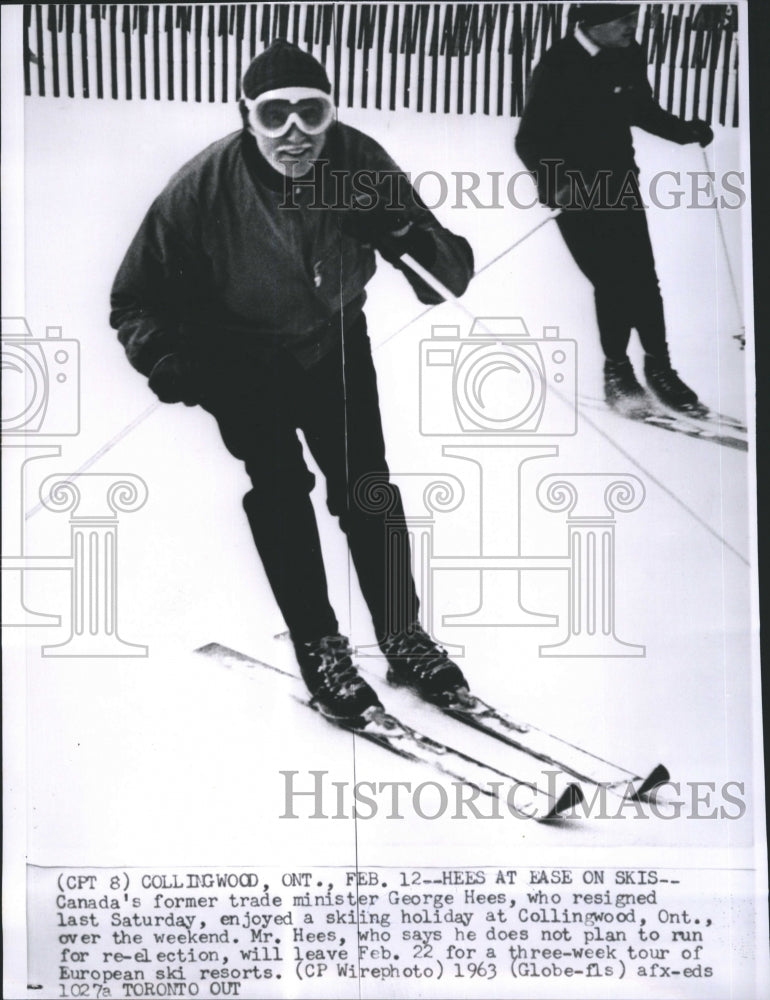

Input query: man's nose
[285,122,307,142]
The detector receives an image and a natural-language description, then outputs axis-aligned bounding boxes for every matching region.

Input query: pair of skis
[620,406,747,451]
[579,395,748,451]
[196,642,669,822]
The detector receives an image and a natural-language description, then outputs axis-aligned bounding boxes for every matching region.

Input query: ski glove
[686,119,714,147]
[375,223,438,270]
[339,171,414,249]
[337,187,438,271]
[147,353,202,406]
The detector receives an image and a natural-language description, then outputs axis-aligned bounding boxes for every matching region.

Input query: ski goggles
[245,87,335,138]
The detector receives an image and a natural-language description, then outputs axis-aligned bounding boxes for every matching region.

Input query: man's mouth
[278,145,312,158]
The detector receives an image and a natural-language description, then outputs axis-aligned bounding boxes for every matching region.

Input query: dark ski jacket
[515,36,695,206]
[110,122,474,378]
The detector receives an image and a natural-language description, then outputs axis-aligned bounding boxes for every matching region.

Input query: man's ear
[238,99,249,128]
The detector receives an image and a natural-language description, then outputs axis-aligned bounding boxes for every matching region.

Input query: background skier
[515,2,714,417]
[110,39,474,723]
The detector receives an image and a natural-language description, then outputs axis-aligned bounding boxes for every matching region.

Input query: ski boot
[603,358,652,419]
[380,624,471,707]
[644,355,709,417]
[294,633,382,723]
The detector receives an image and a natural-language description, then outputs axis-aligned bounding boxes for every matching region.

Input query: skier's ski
[578,395,748,451]
[428,690,669,800]
[631,411,746,451]
[196,642,583,820]
[667,406,747,435]
[270,631,668,800]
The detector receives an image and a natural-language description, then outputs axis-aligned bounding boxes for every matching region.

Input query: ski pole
[701,146,745,346]
[473,208,562,280]
[24,400,161,521]
[398,229,578,423]
[399,248,559,348]
[400,207,562,323]
[376,208,561,351]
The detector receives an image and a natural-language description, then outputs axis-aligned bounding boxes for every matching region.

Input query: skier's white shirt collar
[574,25,601,57]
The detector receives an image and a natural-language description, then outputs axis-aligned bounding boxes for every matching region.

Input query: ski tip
[630,763,671,800]
[544,782,585,820]
[193,641,294,678]
[195,640,249,663]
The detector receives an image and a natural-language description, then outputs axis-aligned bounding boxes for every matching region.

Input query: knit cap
[576,4,640,27]
[242,38,331,99]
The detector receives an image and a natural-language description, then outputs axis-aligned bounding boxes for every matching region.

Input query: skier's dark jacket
[515,36,695,206]
[110,122,474,378]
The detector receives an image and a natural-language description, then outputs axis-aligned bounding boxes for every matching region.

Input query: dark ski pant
[556,204,669,362]
[201,313,419,643]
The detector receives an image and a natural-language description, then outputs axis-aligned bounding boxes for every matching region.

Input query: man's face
[245,88,334,177]
[585,11,640,49]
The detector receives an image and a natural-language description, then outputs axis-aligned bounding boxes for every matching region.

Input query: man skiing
[515,3,714,417]
[110,39,474,724]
